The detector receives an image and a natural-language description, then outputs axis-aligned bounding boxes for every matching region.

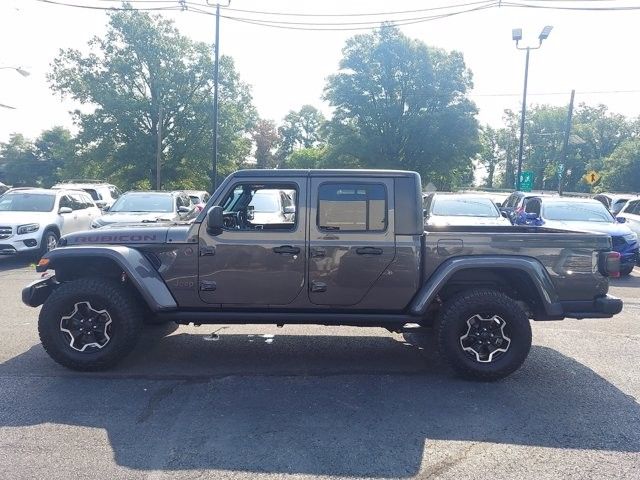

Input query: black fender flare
[39,246,177,312]
[408,255,563,318]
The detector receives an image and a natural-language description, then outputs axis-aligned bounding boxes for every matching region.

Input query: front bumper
[0,235,42,254]
[22,275,58,307]
[560,294,623,319]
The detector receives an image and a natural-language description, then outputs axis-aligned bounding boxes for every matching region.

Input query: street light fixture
[0,66,30,77]
[512,26,553,190]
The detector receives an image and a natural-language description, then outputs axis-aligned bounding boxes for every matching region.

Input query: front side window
[0,193,56,212]
[318,183,387,232]
[219,183,298,231]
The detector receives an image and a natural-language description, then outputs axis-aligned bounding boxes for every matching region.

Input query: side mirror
[95,200,107,209]
[283,205,295,215]
[616,216,627,224]
[246,205,255,221]
[495,202,503,208]
[58,207,72,214]
[178,206,191,214]
[207,206,224,235]
[103,205,110,212]
[501,211,509,219]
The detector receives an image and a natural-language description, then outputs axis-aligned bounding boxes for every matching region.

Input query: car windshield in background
[249,192,279,212]
[431,197,498,217]
[543,202,614,222]
[0,193,56,212]
[110,194,173,213]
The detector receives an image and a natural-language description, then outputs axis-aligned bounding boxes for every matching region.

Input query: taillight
[599,251,621,278]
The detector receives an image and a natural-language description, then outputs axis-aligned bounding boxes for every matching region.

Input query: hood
[427,215,511,227]
[0,211,55,225]
[542,220,632,236]
[95,211,174,226]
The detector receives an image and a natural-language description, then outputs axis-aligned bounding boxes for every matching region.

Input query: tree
[48,5,256,190]
[252,119,279,169]
[276,105,326,162]
[0,127,76,187]
[477,126,503,188]
[600,139,640,192]
[324,25,479,189]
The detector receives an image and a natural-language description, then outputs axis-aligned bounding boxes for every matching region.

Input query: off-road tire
[38,277,143,371]
[436,288,532,381]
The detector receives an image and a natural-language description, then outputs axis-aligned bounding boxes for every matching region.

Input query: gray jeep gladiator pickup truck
[23,169,623,380]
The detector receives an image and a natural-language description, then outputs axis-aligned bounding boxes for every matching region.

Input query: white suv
[0,188,102,257]
[618,197,640,236]
[51,180,121,209]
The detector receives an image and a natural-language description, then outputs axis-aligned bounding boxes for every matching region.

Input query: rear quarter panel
[423,227,611,301]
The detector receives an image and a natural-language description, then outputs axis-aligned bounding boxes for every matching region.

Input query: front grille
[0,226,12,240]
[612,236,626,248]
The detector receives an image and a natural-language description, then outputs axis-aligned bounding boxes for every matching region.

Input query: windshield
[249,192,280,212]
[543,202,614,223]
[109,194,174,213]
[0,193,56,212]
[431,197,499,217]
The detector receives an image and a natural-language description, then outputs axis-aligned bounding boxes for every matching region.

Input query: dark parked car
[24,169,623,380]
[514,196,638,275]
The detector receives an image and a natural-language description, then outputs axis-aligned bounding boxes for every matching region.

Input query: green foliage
[600,139,640,192]
[252,119,279,169]
[323,25,479,189]
[276,105,326,162]
[0,127,76,187]
[48,5,256,190]
[283,147,328,169]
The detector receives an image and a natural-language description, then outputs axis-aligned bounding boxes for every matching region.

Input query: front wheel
[437,289,532,381]
[38,277,143,371]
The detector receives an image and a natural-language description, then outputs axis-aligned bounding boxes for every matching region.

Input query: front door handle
[356,247,383,255]
[273,245,300,255]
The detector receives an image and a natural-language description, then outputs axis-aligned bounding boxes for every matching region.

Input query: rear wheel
[436,289,532,381]
[38,277,143,371]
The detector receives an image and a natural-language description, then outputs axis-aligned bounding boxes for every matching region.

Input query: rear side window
[318,183,387,232]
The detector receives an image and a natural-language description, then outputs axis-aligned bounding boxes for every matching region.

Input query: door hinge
[199,280,217,291]
[200,246,216,256]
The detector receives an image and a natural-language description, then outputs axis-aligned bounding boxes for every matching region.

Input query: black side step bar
[157,310,415,327]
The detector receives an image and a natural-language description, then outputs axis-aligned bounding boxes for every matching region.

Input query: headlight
[624,232,638,242]
[17,223,39,235]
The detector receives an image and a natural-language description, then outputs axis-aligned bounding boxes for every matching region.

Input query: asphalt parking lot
[0,256,639,480]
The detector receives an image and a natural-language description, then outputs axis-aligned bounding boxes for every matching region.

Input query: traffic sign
[519,171,534,192]
[584,170,601,185]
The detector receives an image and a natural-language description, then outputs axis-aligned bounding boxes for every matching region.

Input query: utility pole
[558,89,575,196]
[156,103,163,190]
[208,1,230,193]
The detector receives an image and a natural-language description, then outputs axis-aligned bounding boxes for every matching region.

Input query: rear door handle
[356,247,383,255]
[273,245,300,255]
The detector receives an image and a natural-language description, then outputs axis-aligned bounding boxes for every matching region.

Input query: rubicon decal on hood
[71,233,159,243]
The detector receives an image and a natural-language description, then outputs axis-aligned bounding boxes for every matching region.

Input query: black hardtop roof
[233,169,419,179]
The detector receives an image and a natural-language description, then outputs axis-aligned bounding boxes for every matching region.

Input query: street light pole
[0,66,30,77]
[516,48,530,191]
[512,26,553,190]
